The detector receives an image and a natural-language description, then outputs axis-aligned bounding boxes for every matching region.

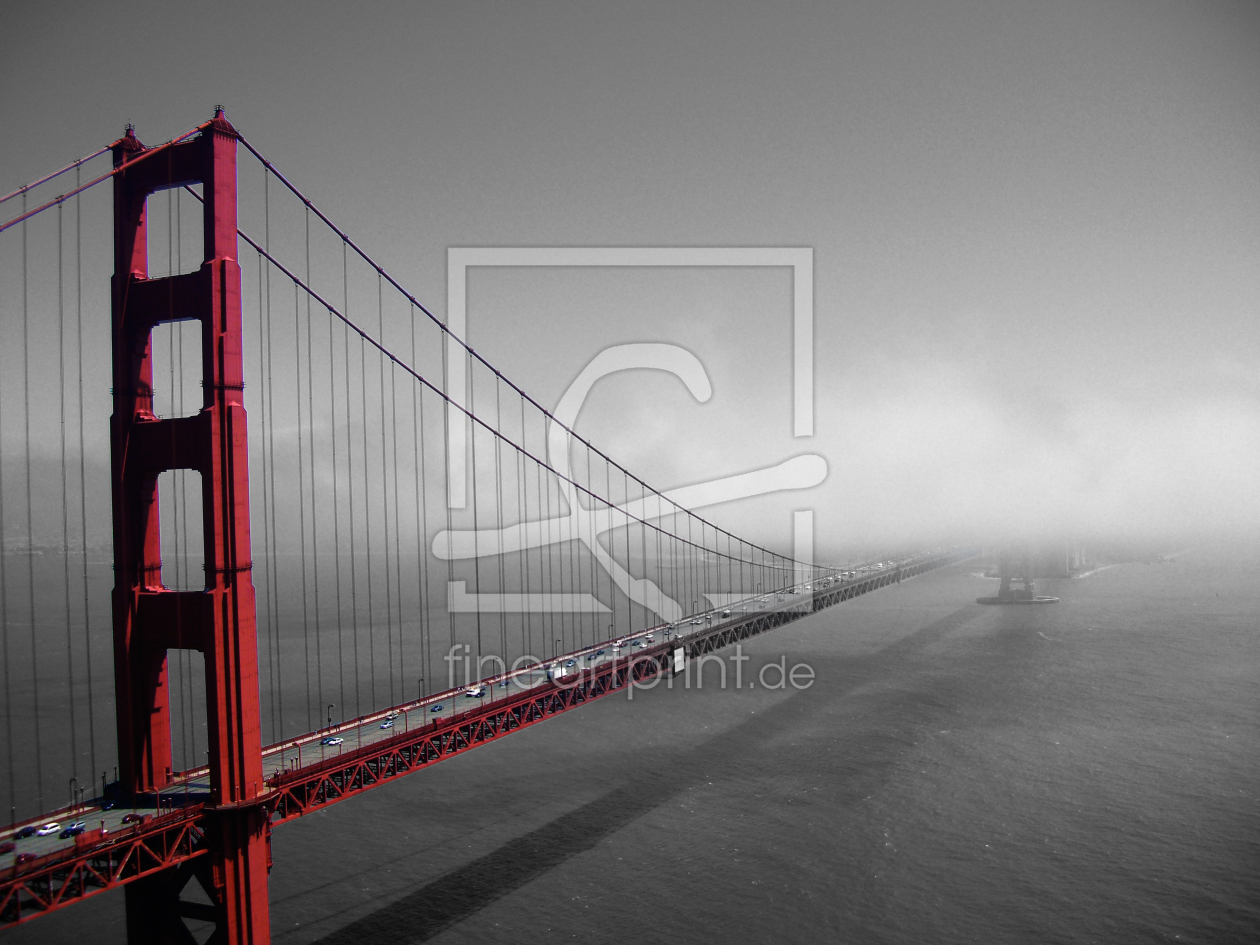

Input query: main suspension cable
[228,132,796,574]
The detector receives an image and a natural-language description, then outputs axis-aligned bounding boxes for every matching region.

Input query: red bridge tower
[110,111,270,944]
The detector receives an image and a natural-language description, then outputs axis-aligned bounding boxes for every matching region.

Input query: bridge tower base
[976,549,1059,605]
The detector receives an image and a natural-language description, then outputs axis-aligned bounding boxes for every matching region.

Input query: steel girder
[264,650,673,822]
[0,807,208,928]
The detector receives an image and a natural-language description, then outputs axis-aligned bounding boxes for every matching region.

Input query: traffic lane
[259,672,559,778]
[0,792,203,868]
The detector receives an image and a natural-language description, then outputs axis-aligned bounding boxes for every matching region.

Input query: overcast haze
[2,0,1257,556]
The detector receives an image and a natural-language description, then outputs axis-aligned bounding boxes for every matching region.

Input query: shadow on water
[312,781,676,943]
[311,600,988,944]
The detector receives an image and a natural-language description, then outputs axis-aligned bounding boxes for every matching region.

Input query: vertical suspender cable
[265,173,289,737]
[256,252,276,744]
[603,458,613,640]
[494,379,507,670]
[74,165,97,795]
[440,329,456,673]
[726,531,732,602]
[267,244,287,745]
[558,426,568,648]
[622,470,632,633]
[327,300,346,722]
[468,351,484,678]
[585,447,598,642]
[638,481,648,627]
[292,277,310,736]
[21,196,45,811]
[569,432,581,648]
[544,428,557,654]
[343,244,362,721]
[409,304,431,699]
[389,310,404,705]
[520,396,532,660]
[359,326,377,709]
[58,202,80,790]
[304,228,323,732]
[376,275,394,707]
[660,491,670,624]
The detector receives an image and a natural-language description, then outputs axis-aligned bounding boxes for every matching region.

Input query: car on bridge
[35,822,60,837]
[121,813,149,825]
[59,822,86,839]
[14,826,37,840]
[320,736,344,746]
[379,718,395,730]
[464,685,486,698]
[0,841,14,855]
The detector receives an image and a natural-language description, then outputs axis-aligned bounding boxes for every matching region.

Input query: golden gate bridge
[0,111,971,942]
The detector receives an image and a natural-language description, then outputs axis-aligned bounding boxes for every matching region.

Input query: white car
[464,685,486,698]
[320,736,344,746]
[35,822,60,837]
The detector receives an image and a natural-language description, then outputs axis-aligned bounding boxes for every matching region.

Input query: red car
[120,813,150,825]
[14,853,37,866]
[0,841,14,855]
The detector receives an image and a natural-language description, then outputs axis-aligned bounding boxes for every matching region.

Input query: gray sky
[2,0,1257,556]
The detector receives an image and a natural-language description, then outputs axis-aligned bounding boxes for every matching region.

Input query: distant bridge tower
[976,547,1058,605]
[110,112,270,944]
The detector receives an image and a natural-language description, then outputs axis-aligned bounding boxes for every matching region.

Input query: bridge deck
[0,549,972,927]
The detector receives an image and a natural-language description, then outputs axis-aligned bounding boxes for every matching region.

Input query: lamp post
[418,677,424,703]
[327,703,335,731]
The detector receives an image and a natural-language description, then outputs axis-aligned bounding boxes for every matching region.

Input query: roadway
[0,553,928,872]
